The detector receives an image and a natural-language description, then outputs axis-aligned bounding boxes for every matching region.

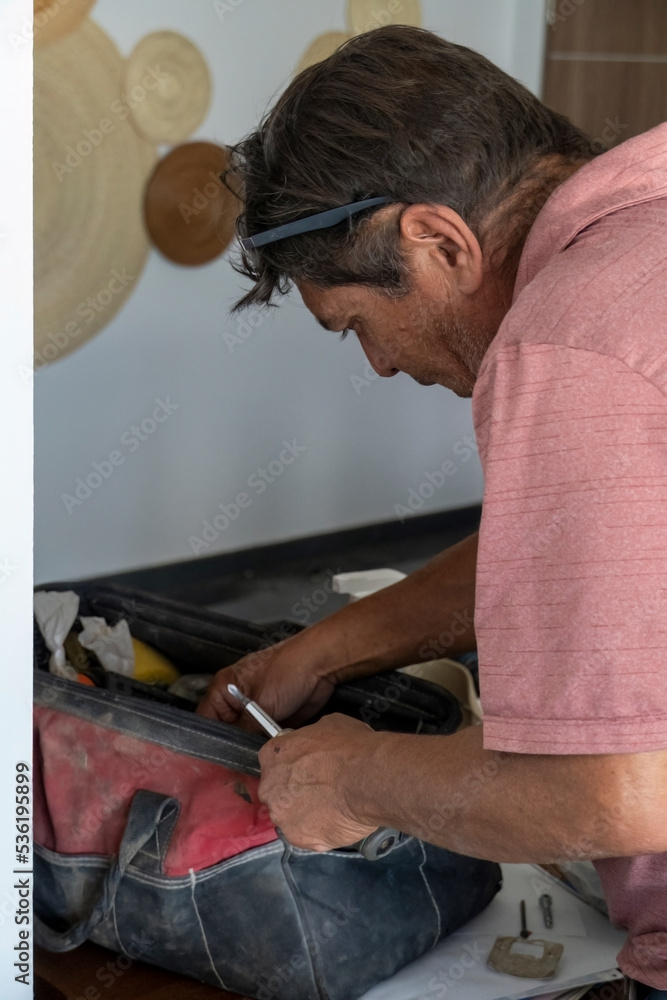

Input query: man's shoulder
[487,195,667,391]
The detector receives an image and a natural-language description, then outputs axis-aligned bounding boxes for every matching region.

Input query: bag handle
[35,790,180,952]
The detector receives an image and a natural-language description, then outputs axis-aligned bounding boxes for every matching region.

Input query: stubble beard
[408,299,494,397]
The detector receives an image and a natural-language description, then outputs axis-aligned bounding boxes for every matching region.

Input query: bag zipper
[34,671,265,776]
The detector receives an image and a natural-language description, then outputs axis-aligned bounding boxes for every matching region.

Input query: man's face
[297,250,505,397]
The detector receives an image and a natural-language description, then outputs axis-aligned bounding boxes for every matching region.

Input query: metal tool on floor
[486,900,564,979]
[227,683,405,861]
[539,892,554,928]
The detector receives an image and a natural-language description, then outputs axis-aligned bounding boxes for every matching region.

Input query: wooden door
[542,0,667,149]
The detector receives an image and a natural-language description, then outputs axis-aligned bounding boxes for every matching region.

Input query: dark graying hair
[226,25,597,310]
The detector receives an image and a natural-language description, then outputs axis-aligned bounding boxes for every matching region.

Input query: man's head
[226,26,597,395]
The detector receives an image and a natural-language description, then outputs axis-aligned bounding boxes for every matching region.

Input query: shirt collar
[513,122,667,301]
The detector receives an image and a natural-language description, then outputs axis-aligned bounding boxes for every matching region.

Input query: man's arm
[198,531,478,724]
[258,716,667,862]
[317,530,478,683]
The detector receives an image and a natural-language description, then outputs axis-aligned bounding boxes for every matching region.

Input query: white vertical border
[0,0,34,996]
[510,0,549,97]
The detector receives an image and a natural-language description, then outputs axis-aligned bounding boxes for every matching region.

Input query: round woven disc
[33,0,97,47]
[143,142,239,267]
[347,0,421,35]
[34,19,156,364]
[124,31,211,145]
[295,31,350,74]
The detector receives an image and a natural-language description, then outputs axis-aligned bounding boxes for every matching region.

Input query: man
[197,26,667,994]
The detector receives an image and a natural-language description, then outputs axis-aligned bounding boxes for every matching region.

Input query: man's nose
[362,344,399,378]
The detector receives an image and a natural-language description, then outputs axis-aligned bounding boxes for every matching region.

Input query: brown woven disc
[143,142,239,267]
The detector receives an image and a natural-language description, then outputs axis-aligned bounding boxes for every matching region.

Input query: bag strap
[35,790,180,952]
[130,794,180,875]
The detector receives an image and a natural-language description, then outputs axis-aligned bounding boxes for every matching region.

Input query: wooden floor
[35,942,627,1000]
[36,942,251,1000]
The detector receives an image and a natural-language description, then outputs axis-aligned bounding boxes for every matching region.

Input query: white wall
[34,0,546,583]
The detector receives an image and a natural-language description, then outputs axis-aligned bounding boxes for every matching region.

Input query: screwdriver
[227,683,404,861]
[227,683,285,736]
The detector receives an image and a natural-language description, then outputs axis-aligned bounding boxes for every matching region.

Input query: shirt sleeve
[473,342,667,754]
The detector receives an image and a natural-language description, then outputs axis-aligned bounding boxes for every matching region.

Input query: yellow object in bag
[131,637,180,685]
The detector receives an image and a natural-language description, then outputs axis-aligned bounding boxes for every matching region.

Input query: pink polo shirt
[473,124,667,985]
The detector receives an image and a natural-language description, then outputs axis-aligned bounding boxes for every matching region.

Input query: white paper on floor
[358,864,626,1000]
[451,865,587,939]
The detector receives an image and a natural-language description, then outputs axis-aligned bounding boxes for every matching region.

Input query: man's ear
[398,203,484,295]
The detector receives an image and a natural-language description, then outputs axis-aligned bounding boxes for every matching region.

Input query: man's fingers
[197,680,271,734]
[196,699,219,720]
[196,681,242,722]
[282,677,335,728]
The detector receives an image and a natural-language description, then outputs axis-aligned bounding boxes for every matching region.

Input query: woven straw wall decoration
[346,0,421,35]
[143,142,239,267]
[34,19,156,365]
[124,31,212,145]
[295,31,351,74]
[33,0,97,47]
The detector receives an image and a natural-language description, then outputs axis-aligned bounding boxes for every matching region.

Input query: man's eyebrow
[315,316,334,332]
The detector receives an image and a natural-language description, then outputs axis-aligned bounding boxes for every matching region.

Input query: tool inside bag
[33,581,502,1000]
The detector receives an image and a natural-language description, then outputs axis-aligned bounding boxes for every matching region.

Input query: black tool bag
[33,582,502,1000]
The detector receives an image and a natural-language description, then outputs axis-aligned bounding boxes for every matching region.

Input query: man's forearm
[349,725,667,862]
[308,531,478,685]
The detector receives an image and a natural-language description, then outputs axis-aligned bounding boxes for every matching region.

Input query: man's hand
[196,636,336,728]
[258,717,667,863]
[197,532,479,725]
[258,714,379,851]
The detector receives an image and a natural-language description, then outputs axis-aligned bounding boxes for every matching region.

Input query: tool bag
[33,582,502,1000]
